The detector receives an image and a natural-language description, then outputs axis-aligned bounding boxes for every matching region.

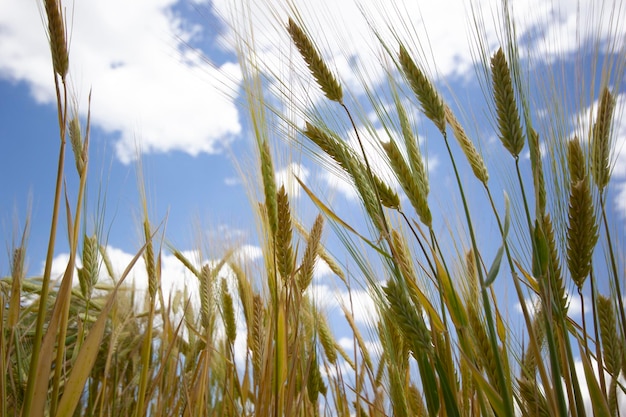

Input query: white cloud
[275,162,310,198]
[514,292,591,319]
[0,0,241,163]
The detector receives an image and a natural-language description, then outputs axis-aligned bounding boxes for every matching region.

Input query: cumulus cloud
[275,161,310,198]
[0,0,241,163]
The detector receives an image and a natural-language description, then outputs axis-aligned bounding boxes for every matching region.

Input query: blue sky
[1,0,625,380]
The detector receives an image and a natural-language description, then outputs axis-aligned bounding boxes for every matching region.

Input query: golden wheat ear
[287,17,343,103]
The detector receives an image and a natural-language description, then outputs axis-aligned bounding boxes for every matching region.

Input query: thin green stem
[442,134,515,416]
[22,74,68,417]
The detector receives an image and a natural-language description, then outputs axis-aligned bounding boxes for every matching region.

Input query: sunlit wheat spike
[287,18,343,103]
[566,172,598,288]
[521,312,545,376]
[44,0,68,78]
[567,137,587,184]
[304,123,395,220]
[97,243,115,279]
[540,215,567,313]
[316,312,338,364]
[260,138,278,236]
[444,105,489,184]
[298,214,324,292]
[306,352,327,404]
[468,307,501,395]
[518,377,550,417]
[199,264,213,329]
[391,230,419,293]
[464,249,479,305]
[529,129,546,215]
[591,87,615,190]
[597,295,622,377]
[276,185,294,281]
[142,219,157,299]
[372,171,401,209]
[382,139,431,227]
[408,384,428,417]
[396,98,430,196]
[490,47,525,157]
[399,45,446,135]
[78,234,99,297]
[69,117,84,173]
[251,295,264,377]
[304,122,354,178]
[384,280,432,354]
[220,278,237,345]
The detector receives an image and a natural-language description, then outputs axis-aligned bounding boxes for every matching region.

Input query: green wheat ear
[490,47,525,157]
[398,44,446,135]
[287,17,343,103]
[566,139,598,289]
[591,87,615,191]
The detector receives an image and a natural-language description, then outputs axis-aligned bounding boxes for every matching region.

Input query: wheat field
[1,0,625,416]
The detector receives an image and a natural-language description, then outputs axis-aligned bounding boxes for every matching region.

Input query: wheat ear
[399,45,446,135]
[591,87,615,190]
[566,140,599,288]
[287,18,343,103]
[490,47,525,157]
[44,0,68,78]
[444,105,489,184]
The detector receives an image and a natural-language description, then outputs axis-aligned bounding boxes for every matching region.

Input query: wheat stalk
[490,47,525,157]
[287,18,343,103]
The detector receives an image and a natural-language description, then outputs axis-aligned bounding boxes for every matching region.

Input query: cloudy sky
[1,0,625,382]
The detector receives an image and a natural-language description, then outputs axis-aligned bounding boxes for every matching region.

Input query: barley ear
[199,265,214,329]
[518,377,550,417]
[490,47,525,157]
[276,185,295,281]
[529,129,546,215]
[567,137,587,183]
[78,234,99,298]
[44,0,68,78]
[396,98,431,194]
[566,146,599,288]
[298,214,324,292]
[69,117,84,174]
[260,139,278,236]
[287,18,343,103]
[220,278,237,345]
[399,45,446,135]
[597,295,622,378]
[142,220,157,299]
[381,140,431,227]
[591,87,615,191]
[444,105,489,184]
